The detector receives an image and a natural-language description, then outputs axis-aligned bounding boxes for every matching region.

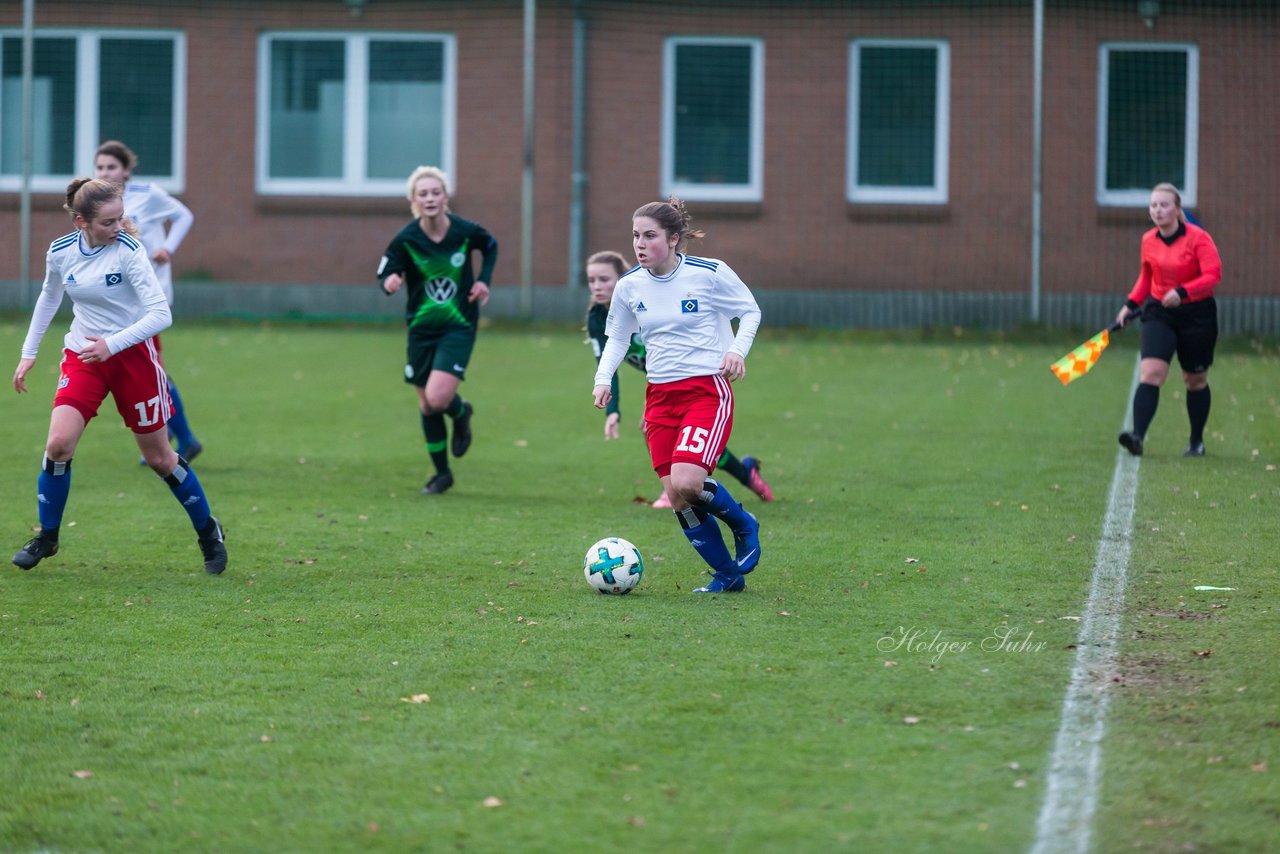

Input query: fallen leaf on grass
[1193,650,1213,658]
[1252,761,1267,772]
[72,770,93,779]
[401,694,431,704]
[1059,616,1081,622]
[903,716,921,725]
[482,796,504,808]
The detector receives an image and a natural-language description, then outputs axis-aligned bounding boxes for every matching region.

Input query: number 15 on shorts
[676,426,710,454]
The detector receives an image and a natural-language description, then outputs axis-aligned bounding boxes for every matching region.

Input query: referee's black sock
[1132,383,1160,438]
[1186,386,1211,445]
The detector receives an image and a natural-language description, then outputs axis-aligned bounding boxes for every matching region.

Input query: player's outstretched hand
[593,384,612,410]
[469,281,490,306]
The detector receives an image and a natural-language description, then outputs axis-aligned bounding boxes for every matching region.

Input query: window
[662,37,763,203]
[0,30,185,192]
[847,39,949,204]
[257,32,455,196]
[1097,43,1198,207]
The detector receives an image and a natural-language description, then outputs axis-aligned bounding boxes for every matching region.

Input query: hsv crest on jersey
[105,272,123,287]
[681,299,699,313]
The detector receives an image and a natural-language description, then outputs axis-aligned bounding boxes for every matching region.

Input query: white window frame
[661,36,764,203]
[0,28,186,194]
[256,31,456,197]
[846,38,950,205]
[1096,42,1198,208]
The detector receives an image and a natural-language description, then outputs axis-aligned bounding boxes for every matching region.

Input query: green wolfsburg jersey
[377,214,499,336]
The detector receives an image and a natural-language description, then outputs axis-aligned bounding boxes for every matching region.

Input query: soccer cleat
[451,401,473,458]
[693,569,746,593]
[179,441,203,463]
[730,510,761,574]
[740,455,774,502]
[1184,441,1206,457]
[421,472,454,495]
[652,491,673,509]
[1118,431,1144,457]
[13,536,58,570]
[198,517,227,575]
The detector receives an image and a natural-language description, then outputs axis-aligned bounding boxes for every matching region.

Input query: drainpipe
[520,0,536,316]
[567,0,587,289]
[1030,0,1044,323]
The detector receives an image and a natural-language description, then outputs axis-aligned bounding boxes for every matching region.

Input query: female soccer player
[11,178,227,574]
[378,166,498,495]
[592,198,763,593]
[1114,183,1223,457]
[94,140,203,460]
[586,249,774,508]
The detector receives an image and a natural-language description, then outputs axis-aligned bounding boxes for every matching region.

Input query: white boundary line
[1030,360,1142,854]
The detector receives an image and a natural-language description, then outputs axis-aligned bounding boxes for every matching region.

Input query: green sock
[718,449,748,485]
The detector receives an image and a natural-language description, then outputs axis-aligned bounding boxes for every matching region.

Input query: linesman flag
[1050,322,1124,386]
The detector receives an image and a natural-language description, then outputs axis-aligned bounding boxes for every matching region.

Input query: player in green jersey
[378,166,498,495]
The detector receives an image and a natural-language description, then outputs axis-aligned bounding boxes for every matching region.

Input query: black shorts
[404,327,476,386]
[1139,297,1217,374]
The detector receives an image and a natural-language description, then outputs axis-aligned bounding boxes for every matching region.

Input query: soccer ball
[583,537,644,595]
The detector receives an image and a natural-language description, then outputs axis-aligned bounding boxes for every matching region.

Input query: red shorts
[644,375,734,477]
[53,341,172,434]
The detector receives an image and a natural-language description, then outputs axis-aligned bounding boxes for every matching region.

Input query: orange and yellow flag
[1050,329,1111,385]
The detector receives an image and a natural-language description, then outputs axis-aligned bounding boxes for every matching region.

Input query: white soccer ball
[583,537,644,595]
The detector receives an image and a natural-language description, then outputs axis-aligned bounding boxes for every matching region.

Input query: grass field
[1,318,1276,853]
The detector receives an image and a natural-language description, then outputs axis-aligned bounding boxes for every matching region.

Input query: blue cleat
[731,510,760,574]
[693,569,746,593]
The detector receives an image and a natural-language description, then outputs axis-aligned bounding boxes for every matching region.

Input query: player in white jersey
[10,178,227,575]
[95,140,203,460]
[593,197,763,593]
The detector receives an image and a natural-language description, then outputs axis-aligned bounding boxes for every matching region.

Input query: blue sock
[675,506,735,573]
[166,380,198,450]
[697,479,752,531]
[162,456,212,532]
[37,456,72,533]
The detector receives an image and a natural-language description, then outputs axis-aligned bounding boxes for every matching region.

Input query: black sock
[1186,386,1211,445]
[1132,383,1160,438]
[446,395,466,420]
[422,413,449,474]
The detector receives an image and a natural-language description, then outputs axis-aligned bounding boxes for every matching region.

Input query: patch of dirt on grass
[1140,609,1212,620]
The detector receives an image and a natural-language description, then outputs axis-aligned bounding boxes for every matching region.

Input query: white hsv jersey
[21,230,172,360]
[123,180,194,303]
[594,253,761,386]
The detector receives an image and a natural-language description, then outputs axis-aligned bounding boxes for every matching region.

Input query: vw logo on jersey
[105,272,123,287]
[426,277,458,304]
[450,251,466,268]
[681,299,699,313]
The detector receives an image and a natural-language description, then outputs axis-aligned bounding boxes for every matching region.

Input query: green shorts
[404,328,476,386]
